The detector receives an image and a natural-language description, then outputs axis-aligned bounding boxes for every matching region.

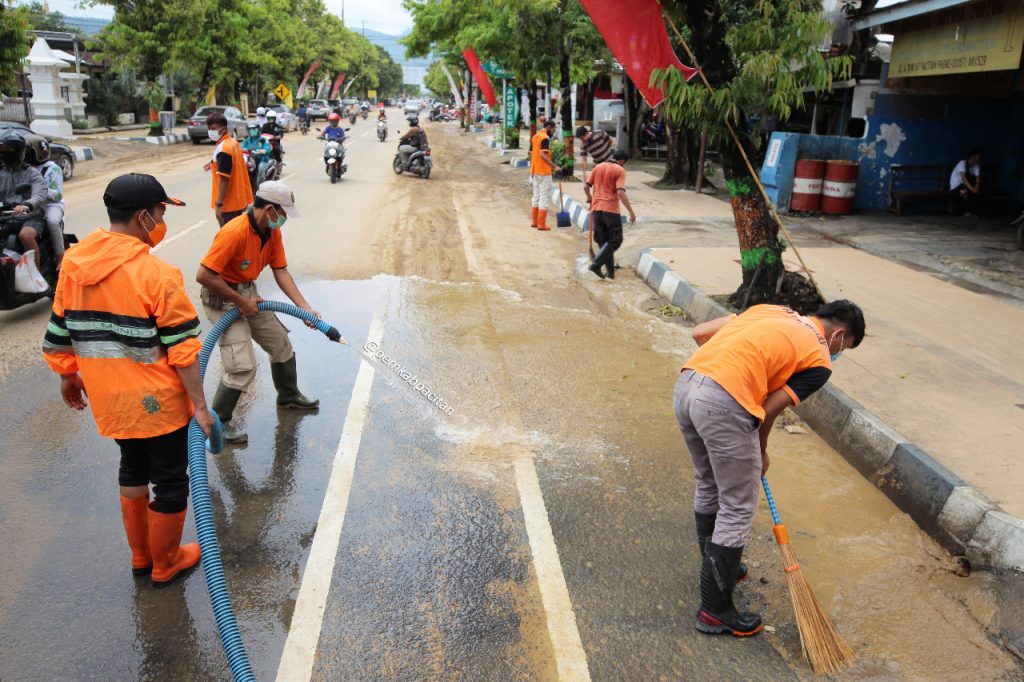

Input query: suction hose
[187,301,344,682]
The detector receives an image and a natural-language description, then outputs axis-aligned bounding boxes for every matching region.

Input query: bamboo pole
[662,10,827,304]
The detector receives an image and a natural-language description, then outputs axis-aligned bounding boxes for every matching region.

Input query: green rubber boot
[211,382,247,444]
[271,356,319,410]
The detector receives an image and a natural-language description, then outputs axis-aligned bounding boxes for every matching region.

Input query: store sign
[890,1,1024,77]
[503,84,519,125]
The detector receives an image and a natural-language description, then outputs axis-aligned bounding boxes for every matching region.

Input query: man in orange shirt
[196,181,319,444]
[583,151,636,279]
[42,173,214,588]
[674,301,864,637]
[204,112,253,226]
[529,119,561,230]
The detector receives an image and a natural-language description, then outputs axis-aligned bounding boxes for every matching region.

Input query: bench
[888,163,1005,216]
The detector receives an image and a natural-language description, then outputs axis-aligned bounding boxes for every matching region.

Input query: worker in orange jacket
[42,173,215,588]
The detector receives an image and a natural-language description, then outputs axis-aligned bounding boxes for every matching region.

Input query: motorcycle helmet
[407,116,420,127]
[0,129,27,167]
[246,122,260,136]
[328,112,341,123]
[256,106,267,117]
[24,134,50,165]
[266,110,277,120]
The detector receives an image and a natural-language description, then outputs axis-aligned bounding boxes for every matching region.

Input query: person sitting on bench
[950,150,982,217]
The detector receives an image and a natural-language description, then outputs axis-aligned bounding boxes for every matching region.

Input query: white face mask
[208,128,222,142]
[829,330,846,362]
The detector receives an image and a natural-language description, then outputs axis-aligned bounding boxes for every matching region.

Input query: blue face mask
[829,331,846,363]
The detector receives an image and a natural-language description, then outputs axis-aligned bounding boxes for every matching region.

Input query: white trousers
[531,174,553,209]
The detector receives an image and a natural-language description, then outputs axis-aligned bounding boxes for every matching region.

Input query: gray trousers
[673,369,761,548]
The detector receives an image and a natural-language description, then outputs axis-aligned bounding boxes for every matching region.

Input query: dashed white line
[275,304,385,682]
[152,219,207,252]
[515,457,592,681]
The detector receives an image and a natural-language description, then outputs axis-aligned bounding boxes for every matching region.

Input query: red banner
[462,47,496,108]
[577,0,697,106]
[329,73,347,100]
[297,61,321,100]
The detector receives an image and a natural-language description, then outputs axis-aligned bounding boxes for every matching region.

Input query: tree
[26,1,72,32]
[424,59,453,101]
[374,46,404,98]
[654,0,849,311]
[0,1,30,95]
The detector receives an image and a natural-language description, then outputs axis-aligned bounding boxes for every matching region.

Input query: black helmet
[24,134,50,164]
[0,129,27,166]
[407,116,420,127]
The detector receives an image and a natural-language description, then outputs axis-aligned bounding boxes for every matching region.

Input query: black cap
[102,173,186,212]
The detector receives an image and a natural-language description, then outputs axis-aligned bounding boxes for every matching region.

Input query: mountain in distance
[356,26,429,87]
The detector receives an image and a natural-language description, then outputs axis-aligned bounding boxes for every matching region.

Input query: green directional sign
[504,84,519,126]
[483,60,515,79]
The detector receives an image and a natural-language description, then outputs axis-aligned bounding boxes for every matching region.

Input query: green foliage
[0,1,30,94]
[504,126,519,148]
[138,81,167,110]
[550,139,574,173]
[26,1,72,32]
[404,83,422,97]
[85,70,140,126]
[71,118,91,130]
[653,0,851,150]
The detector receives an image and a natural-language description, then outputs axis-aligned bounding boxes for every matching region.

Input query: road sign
[503,83,519,127]
[367,89,377,101]
[274,83,291,100]
[483,60,514,79]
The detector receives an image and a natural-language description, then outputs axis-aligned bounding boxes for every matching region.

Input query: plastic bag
[13,251,48,293]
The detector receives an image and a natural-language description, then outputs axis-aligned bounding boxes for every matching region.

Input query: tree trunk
[623,76,640,158]
[658,118,690,187]
[558,0,574,175]
[528,79,538,138]
[147,107,163,137]
[720,145,783,308]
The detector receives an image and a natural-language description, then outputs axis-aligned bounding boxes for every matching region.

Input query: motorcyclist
[255,106,268,128]
[398,117,428,168]
[318,112,347,142]
[296,101,310,132]
[0,129,47,266]
[24,134,65,268]
[261,110,286,163]
[241,122,273,188]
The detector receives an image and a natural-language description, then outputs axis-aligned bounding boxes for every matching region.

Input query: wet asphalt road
[1,119,1019,681]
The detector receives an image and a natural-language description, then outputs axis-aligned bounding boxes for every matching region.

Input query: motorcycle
[299,117,310,135]
[317,128,349,184]
[392,142,432,180]
[261,132,283,180]
[348,113,357,125]
[377,120,387,142]
[361,109,368,120]
[0,183,77,311]
[242,148,271,191]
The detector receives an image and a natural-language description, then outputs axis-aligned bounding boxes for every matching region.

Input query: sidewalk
[557,174,1024,571]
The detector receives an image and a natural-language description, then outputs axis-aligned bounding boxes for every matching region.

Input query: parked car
[307,99,330,119]
[404,99,423,116]
[188,105,248,144]
[267,104,296,131]
[0,121,76,180]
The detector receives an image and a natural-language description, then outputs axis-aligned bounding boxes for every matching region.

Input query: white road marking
[515,457,592,681]
[152,219,207,252]
[275,305,385,682]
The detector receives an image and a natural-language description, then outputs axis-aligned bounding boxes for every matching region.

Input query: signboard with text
[503,83,519,126]
[890,1,1024,78]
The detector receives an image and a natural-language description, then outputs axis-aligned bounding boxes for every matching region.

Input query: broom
[761,476,855,675]
[556,181,572,227]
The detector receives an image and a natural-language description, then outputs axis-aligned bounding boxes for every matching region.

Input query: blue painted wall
[762,91,1024,212]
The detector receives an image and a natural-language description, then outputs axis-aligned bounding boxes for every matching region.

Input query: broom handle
[761,476,782,526]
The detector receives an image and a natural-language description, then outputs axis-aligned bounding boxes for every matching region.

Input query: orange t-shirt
[210,134,254,212]
[586,161,626,213]
[200,212,287,284]
[530,130,552,176]
[683,305,832,420]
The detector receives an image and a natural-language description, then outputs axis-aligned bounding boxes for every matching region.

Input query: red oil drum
[821,160,859,214]
[790,159,825,212]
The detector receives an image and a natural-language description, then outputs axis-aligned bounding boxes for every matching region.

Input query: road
[1,115,1019,681]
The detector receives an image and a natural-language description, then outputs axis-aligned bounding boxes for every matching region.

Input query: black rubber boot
[605,251,616,279]
[695,511,748,583]
[211,382,247,443]
[695,542,763,636]
[590,243,612,279]
[271,356,319,410]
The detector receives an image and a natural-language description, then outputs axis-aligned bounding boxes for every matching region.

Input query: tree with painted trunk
[654,0,850,311]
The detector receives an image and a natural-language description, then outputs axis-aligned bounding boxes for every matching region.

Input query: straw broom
[762,477,855,675]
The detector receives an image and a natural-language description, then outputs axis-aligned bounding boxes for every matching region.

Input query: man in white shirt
[950,150,981,216]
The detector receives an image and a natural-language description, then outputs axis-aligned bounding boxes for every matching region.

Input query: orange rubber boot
[530,207,538,227]
[537,210,551,231]
[120,495,152,576]
[148,505,201,588]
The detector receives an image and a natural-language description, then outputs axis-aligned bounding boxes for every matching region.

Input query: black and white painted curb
[71,147,93,161]
[636,248,1024,573]
[128,132,190,145]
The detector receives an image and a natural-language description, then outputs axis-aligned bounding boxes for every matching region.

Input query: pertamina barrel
[821,160,859,215]
[790,159,824,212]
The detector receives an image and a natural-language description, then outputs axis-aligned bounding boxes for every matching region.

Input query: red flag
[462,47,497,108]
[329,73,347,100]
[578,0,697,106]
[297,61,321,100]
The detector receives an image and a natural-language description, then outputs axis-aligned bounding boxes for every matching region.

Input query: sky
[25,0,414,36]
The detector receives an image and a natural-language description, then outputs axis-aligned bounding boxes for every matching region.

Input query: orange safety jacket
[42,229,203,439]
[530,130,553,176]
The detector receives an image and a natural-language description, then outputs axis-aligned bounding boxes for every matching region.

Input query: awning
[51,49,95,66]
[851,0,976,31]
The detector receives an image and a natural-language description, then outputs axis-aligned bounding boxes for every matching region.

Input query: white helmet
[256,107,267,116]
[266,110,277,120]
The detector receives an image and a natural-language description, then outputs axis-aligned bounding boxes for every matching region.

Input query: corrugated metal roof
[852,0,977,30]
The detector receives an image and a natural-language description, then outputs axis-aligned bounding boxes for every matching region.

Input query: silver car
[188,105,248,144]
[267,104,296,131]
[307,100,330,120]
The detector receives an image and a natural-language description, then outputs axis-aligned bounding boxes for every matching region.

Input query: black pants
[116,425,190,513]
[592,210,624,274]
[217,209,245,227]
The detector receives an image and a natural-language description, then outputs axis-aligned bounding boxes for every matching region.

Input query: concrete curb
[635,248,1024,573]
[70,147,93,161]
[130,133,190,146]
